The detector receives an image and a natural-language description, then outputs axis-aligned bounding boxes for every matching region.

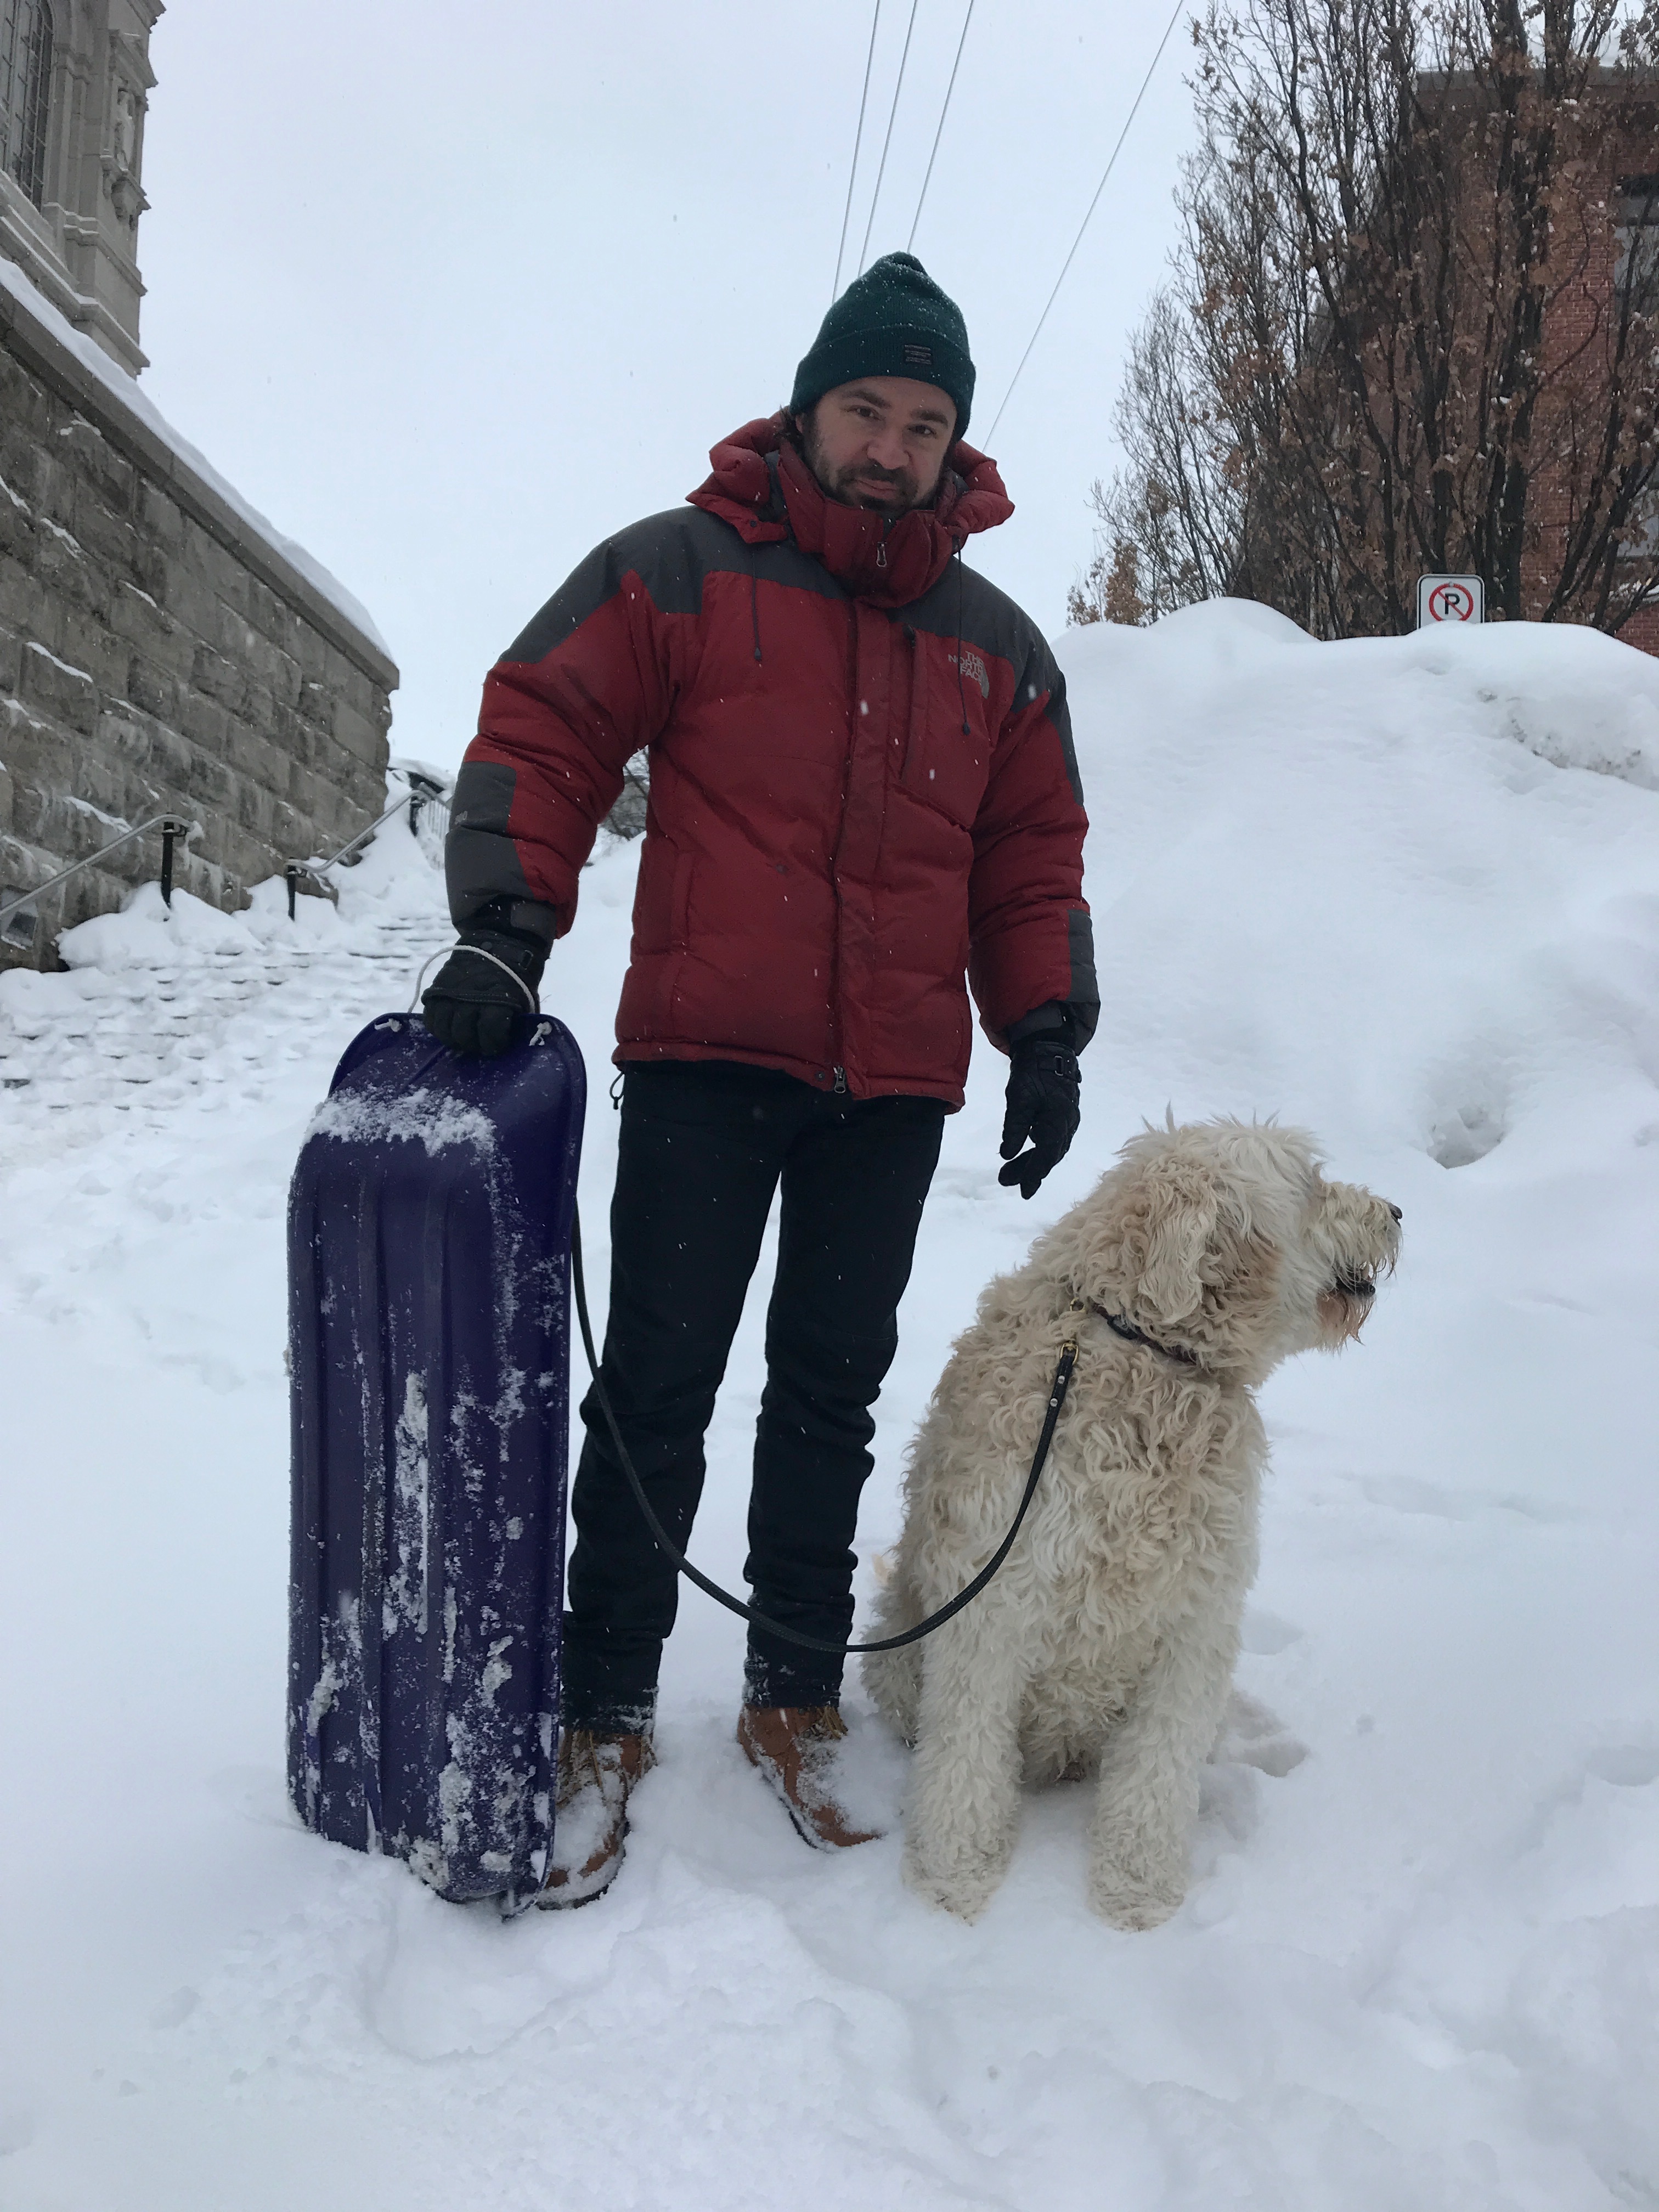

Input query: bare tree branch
[1073,0,1659,639]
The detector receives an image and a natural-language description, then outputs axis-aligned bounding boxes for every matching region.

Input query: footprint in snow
[1239,1606,1304,1656]
[1214,1689,1310,1780]
[1583,1745,1659,1788]
[1192,1694,1312,1894]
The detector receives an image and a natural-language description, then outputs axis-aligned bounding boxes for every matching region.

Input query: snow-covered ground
[2,602,1656,2209]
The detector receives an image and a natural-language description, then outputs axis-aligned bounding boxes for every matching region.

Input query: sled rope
[408,943,538,1012]
[570,1208,1078,1655]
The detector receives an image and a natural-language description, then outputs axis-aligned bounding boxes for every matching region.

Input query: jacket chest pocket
[899,625,992,832]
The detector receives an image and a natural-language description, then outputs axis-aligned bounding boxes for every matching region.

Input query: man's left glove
[998,1033,1081,1200]
[421,926,546,1058]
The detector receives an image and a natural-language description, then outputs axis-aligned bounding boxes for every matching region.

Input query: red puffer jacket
[447,416,1095,1108]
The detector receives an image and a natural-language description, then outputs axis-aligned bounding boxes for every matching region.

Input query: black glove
[421,925,546,1057]
[998,1032,1081,1199]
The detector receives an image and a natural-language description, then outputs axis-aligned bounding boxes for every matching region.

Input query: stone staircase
[0,894,452,1159]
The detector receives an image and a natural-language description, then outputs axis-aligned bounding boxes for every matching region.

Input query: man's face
[797,376,957,513]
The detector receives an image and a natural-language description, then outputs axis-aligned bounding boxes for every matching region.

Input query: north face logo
[950,648,991,699]
[902,342,934,367]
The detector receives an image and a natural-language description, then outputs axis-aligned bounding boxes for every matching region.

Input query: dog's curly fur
[864,1119,1401,1929]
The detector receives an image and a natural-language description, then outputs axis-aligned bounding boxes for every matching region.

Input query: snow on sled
[286,1011,584,1903]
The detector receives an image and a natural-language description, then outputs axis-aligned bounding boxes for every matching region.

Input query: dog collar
[1074,1298,1200,1367]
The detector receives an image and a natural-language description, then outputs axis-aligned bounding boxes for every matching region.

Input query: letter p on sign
[1418,574,1485,627]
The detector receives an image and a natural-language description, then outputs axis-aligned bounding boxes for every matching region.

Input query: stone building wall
[0,0,163,375]
[0,269,397,970]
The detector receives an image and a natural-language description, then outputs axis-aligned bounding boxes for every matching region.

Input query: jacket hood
[687,413,1013,609]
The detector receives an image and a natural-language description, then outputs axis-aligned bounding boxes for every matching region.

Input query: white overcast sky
[137,2,1195,772]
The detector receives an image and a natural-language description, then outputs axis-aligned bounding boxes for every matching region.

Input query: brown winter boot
[736,1704,882,1851]
[536,1729,655,1909]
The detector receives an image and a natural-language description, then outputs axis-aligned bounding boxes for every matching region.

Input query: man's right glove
[421,925,546,1057]
[998,1032,1082,1200]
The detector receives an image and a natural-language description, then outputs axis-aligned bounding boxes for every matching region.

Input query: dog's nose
[1388,1204,1403,1222]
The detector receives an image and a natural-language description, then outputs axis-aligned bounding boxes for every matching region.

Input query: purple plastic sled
[286,1012,585,1903]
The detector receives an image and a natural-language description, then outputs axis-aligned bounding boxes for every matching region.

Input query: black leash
[569,1208,1077,1657]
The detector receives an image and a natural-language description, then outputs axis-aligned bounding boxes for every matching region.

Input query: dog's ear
[1134,1159,1219,1325]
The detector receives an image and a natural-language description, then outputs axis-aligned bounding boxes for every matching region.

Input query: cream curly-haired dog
[864,1119,1400,1929]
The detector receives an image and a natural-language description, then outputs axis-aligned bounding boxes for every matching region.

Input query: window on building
[1615,178,1659,564]
[1614,175,1659,311]
[0,0,53,210]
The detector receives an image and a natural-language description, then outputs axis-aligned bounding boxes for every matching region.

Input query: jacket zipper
[825,601,857,1097]
[901,624,923,781]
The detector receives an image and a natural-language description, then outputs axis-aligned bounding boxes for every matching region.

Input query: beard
[798,414,928,513]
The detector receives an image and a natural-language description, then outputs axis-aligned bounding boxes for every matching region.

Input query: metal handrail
[0,812,199,932]
[308,790,414,877]
[0,778,453,946]
[409,791,450,841]
[282,791,417,919]
[281,781,453,919]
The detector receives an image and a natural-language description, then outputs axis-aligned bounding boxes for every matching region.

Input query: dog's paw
[902,1844,1008,1923]
[1088,1849,1186,1931]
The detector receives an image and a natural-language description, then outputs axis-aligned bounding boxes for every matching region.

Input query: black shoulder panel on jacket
[904,560,1032,667]
[501,510,709,661]
[500,506,790,663]
[907,564,1083,804]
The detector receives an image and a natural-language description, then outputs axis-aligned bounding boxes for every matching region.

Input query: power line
[907,0,976,253]
[856,0,922,279]
[832,1,883,304]
[985,0,1187,445]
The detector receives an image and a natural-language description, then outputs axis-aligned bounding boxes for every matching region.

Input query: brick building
[1417,65,1659,650]
[1530,70,1659,654]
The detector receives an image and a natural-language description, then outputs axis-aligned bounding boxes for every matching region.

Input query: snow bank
[1063,605,1659,1175]
[0,610,1655,2209]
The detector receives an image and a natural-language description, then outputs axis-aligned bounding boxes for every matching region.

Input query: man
[423,252,1096,1905]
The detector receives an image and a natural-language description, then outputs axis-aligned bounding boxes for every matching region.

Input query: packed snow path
[2,605,1657,2210]
[0,904,448,1133]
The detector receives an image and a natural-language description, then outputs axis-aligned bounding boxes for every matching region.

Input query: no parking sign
[1417,574,1485,627]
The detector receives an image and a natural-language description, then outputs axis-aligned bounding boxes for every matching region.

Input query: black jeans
[562,1060,946,1730]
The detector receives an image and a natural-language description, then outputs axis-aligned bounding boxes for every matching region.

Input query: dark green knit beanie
[790,252,975,439]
